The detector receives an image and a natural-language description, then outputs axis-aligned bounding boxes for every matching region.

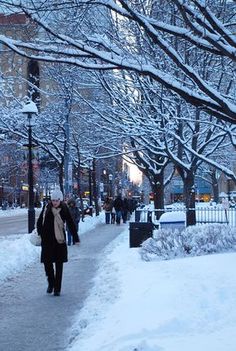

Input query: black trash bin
[129,222,154,248]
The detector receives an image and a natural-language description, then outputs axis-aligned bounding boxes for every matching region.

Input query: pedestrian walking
[122,197,130,223]
[113,194,124,224]
[67,198,81,245]
[111,206,116,224]
[37,187,80,296]
[103,197,113,224]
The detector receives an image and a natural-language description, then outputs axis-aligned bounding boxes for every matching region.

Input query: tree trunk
[184,172,196,226]
[211,170,219,203]
[152,173,164,220]
[59,164,64,195]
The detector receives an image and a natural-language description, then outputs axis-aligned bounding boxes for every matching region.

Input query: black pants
[44,262,63,293]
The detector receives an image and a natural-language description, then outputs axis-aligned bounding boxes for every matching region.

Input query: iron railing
[135,207,236,227]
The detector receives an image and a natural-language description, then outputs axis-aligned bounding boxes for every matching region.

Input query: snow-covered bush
[140,224,236,261]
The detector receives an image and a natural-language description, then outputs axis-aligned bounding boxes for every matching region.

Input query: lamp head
[22,100,38,114]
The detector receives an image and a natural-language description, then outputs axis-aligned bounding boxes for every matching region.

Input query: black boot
[46,276,54,294]
[47,285,53,294]
[53,262,63,296]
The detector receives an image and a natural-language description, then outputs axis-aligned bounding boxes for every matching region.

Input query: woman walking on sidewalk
[37,187,80,296]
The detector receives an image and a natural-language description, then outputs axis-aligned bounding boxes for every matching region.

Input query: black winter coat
[123,199,130,212]
[113,197,123,211]
[68,206,80,231]
[37,202,79,263]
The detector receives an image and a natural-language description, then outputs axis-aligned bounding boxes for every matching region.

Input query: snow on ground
[1,209,236,351]
[0,210,104,283]
[67,228,236,351]
[0,207,28,218]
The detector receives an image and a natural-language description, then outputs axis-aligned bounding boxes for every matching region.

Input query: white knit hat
[51,186,63,201]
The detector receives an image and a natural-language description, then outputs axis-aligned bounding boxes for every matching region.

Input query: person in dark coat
[122,198,130,223]
[67,198,80,245]
[113,195,124,224]
[37,187,80,296]
[103,197,113,224]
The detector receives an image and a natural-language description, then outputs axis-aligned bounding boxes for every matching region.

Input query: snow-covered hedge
[140,224,236,261]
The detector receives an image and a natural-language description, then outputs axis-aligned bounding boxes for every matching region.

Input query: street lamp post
[22,100,38,233]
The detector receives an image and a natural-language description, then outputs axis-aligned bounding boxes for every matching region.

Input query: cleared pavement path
[0,221,126,351]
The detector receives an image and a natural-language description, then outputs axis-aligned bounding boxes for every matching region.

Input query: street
[0,221,125,351]
[0,209,41,236]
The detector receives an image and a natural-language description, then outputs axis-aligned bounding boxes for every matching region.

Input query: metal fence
[135,207,236,227]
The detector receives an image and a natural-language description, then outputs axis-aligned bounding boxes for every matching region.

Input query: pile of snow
[141,224,236,261]
[67,228,236,351]
[0,234,40,282]
[0,207,28,218]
